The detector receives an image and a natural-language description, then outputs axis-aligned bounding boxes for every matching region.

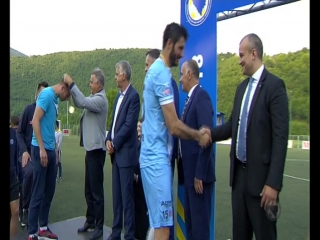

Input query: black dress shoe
[77,222,95,233]
[90,228,103,240]
[106,235,120,240]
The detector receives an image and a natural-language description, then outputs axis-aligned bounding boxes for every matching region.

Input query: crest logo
[185,0,212,26]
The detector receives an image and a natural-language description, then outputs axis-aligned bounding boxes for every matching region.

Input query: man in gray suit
[64,68,108,240]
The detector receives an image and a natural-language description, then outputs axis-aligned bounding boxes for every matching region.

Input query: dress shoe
[77,222,95,233]
[90,228,103,240]
[106,235,121,240]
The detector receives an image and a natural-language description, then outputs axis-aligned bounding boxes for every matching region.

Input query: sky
[10,0,309,56]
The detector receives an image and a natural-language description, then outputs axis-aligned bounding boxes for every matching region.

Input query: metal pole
[67,101,69,129]
[289,91,293,135]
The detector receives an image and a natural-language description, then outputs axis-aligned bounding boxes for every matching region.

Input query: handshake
[198,126,212,148]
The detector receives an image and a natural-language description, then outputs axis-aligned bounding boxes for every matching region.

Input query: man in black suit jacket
[179,60,215,240]
[106,60,140,240]
[202,34,289,240]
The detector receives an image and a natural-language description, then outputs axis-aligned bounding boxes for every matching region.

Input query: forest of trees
[10,47,309,135]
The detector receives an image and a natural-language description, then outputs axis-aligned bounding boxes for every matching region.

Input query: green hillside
[10,47,29,57]
[10,48,309,135]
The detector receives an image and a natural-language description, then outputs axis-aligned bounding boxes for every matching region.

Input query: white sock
[40,226,47,231]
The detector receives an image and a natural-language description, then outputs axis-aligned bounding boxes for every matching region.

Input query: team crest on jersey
[163,88,171,96]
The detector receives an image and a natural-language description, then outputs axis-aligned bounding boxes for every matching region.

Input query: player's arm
[153,71,201,141]
[32,92,49,150]
[161,103,201,141]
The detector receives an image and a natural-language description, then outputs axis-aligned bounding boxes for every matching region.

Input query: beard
[169,48,179,67]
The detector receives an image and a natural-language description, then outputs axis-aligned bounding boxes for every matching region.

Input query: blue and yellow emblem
[185,0,212,26]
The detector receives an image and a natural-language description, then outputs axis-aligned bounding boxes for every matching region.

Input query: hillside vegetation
[10,48,309,135]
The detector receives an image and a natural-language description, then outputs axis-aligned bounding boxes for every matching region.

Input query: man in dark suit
[106,60,140,240]
[179,59,215,240]
[145,49,179,240]
[201,33,289,240]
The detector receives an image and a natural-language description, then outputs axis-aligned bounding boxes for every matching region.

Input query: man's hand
[106,140,114,155]
[260,185,278,209]
[194,177,203,194]
[22,151,31,168]
[134,174,138,183]
[63,73,73,85]
[198,130,212,148]
[40,148,48,167]
[200,126,211,136]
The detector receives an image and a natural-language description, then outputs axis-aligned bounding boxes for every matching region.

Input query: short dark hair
[10,115,20,126]
[186,59,200,80]
[162,22,188,49]
[37,81,49,90]
[241,33,264,60]
[56,120,59,128]
[146,49,160,59]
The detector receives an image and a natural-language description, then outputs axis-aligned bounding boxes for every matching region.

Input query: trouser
[22,160,33,209]
[85,149,106,230]
[57,162,62,178]
[28,146,57,235]
[231,160,277,240]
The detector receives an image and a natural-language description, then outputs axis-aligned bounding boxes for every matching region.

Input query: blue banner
[178,0,217,239]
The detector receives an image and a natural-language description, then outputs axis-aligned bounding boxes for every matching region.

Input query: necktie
[237,78,254,162]
[180,96,190,120]
[179,96,190,158]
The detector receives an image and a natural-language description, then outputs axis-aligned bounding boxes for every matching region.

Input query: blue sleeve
[153,67,174,106]
[171,78,180,117]
[36,89,50,112]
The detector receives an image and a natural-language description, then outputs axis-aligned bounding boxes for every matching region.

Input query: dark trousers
[57,150,62,178]
[133,177,149,240]
[85,149,106,230]
[22,160,33,209]
[57,162,62,178]
[111,163,135,240]
[232,161,277,240]
[28,146,57,235]
[184,183,213,240]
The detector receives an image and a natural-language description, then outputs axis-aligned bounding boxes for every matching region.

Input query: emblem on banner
[185,0,212,26]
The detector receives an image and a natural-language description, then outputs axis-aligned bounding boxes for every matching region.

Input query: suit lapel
[233,80,248,125]
[115,85,132,123]
[247,68,267,127]
[110,93,121,128]
[183,85,200,122]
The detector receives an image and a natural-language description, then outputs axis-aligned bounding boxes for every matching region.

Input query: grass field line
[286,159,309,162]
[283,174,309,182]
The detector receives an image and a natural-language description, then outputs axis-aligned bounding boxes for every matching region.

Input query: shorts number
[162,210,169,219]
